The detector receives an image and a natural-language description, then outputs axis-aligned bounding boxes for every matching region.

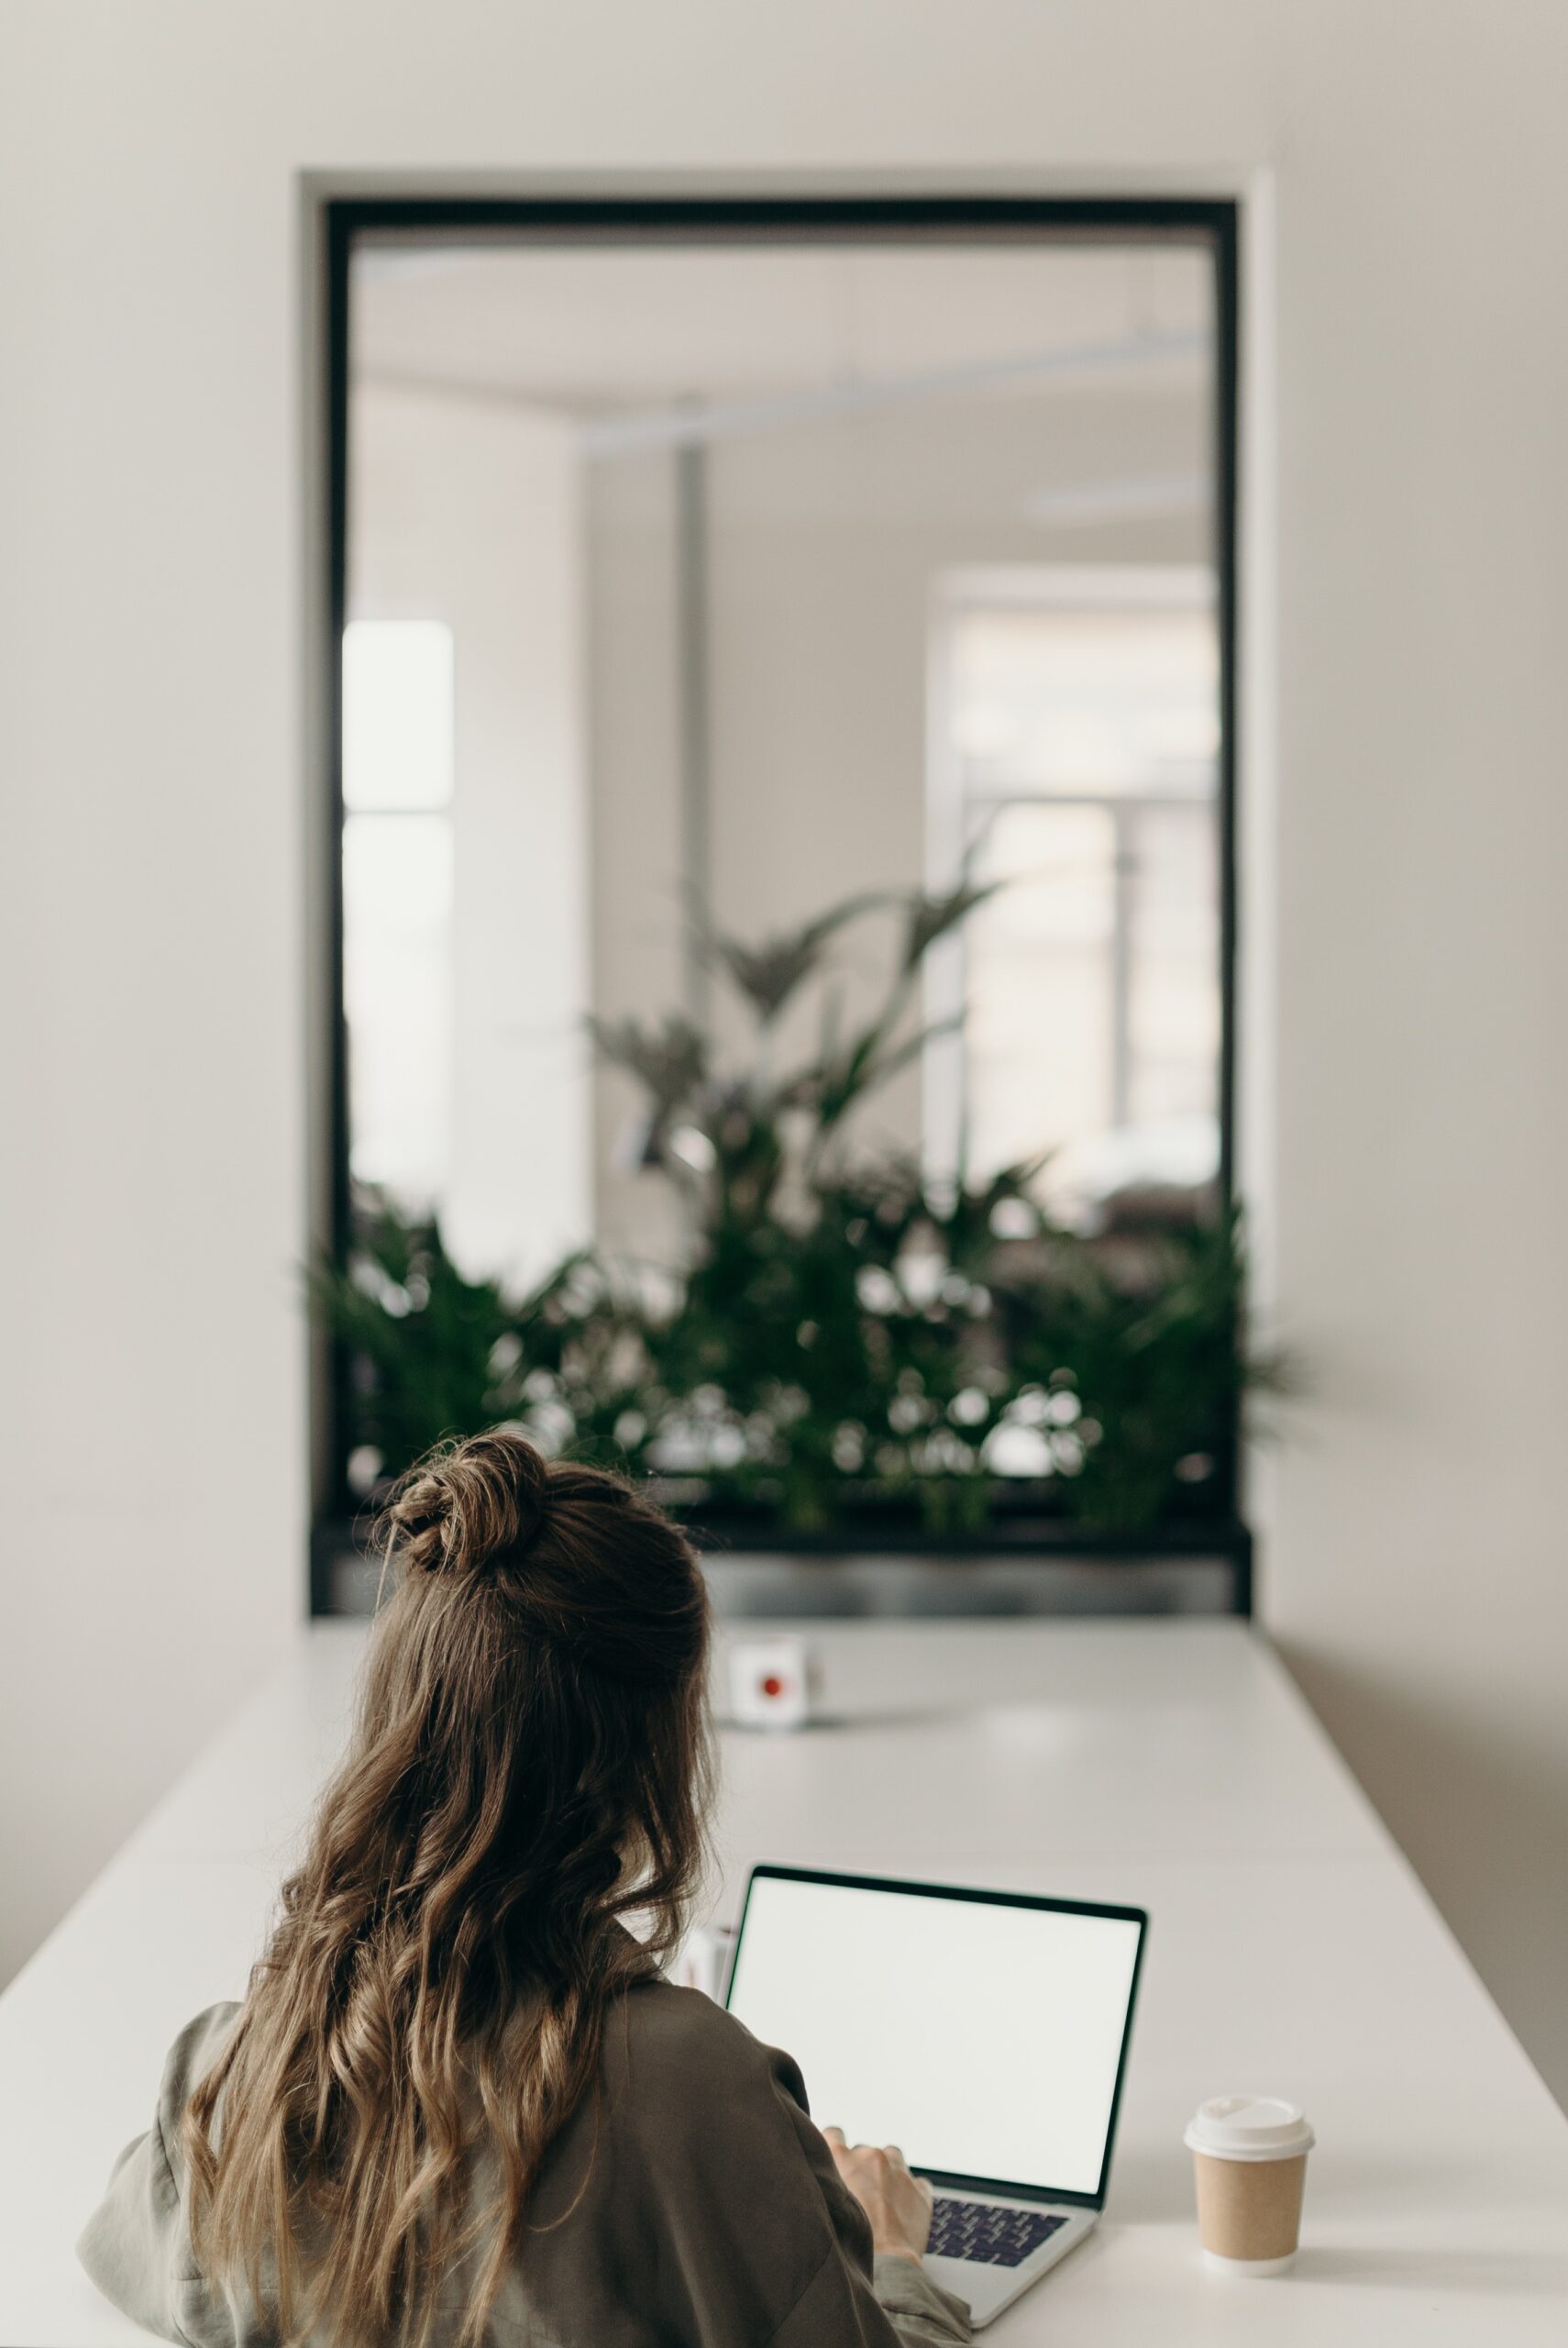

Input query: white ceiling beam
[575,329,1205,459]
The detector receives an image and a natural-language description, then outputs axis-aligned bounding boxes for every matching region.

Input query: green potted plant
[315,880,1280,1565]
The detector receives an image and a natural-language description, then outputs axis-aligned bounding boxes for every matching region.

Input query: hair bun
[386,1431,549,1579]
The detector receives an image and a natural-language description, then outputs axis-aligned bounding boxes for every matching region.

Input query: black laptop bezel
[724,1863,1148,2211]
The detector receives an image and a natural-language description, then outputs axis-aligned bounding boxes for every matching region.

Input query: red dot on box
[761,1674,785,1699]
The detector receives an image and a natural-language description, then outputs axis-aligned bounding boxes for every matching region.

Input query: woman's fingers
[882,2143,934,2207]
[821,2128,934,2261]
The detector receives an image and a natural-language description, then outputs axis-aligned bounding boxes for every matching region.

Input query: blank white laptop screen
[725,1872,1143,2197]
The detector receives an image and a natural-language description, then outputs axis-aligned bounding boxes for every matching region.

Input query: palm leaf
[695,891,882,1024]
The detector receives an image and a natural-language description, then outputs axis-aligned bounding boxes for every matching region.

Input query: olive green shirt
[79,1986,972,2347]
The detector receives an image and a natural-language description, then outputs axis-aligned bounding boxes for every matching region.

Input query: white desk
[2,1621,1564,2343]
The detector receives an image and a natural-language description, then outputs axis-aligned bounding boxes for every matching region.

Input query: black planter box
[312,1501,1251,1621]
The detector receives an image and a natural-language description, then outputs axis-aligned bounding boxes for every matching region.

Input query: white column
[350,380,591,1290]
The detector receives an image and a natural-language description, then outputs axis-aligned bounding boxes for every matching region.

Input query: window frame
[315,192,1242,1606]
[924,563,1225,1208]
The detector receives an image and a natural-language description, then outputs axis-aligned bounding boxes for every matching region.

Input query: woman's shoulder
[152,2002,242,2148]
[619,1975,777,2073]
[591,1977,827,2228]
[613,1976,806,2115]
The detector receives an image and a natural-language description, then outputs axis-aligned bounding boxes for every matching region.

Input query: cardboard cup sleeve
[1184,2097,1315,2274]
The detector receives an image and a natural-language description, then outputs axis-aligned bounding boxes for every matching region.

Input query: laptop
[724,1865,1147,2330]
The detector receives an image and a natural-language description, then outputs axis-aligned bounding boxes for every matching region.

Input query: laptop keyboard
[928,2198,1067,2267]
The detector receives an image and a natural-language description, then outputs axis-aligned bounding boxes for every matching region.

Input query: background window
[321,206,1237,1560]
[926,571,1220,1227]
[340,619,456,1205]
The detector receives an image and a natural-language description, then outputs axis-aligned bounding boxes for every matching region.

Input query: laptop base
[925,2199,1099,2328]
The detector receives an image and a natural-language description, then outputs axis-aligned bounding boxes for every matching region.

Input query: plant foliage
[315,883,1278,1534]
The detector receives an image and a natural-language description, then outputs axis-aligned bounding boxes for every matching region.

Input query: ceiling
[350,238,1213,419]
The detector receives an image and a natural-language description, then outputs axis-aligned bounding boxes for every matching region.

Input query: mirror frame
[312,191,1242,1602]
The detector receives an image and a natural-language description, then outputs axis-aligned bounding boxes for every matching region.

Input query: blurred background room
[2,3,1566,2336]
[318,222,1246,1612]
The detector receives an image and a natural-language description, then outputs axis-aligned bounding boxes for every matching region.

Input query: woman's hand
[822,2128,935,2265]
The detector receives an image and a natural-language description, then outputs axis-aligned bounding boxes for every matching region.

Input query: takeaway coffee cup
[1184,2097,1315,2274]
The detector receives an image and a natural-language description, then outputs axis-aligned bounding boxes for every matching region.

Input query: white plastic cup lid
[1184,2096,1315,2162]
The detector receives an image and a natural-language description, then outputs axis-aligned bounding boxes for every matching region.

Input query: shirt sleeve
[610,1988,973,2348]
[76,2004,242,2348]
[871,2255,975,2346]
[759,2046,973,2348]
[76,2115,192,2345]
[766,2241,972,2348]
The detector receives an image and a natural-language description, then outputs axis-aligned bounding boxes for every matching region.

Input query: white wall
[586,384,1208,1252]
[1259,6,1568,2111]
[3,0,1566,2107]
[350,382,591,1287]
[583,450,690,1265]
[702,390,1210,1157]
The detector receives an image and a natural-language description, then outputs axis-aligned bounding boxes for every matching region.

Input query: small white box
[728,1634,813,1730]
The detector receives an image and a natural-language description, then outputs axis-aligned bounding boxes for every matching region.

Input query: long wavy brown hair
[183,1431,712,2348]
